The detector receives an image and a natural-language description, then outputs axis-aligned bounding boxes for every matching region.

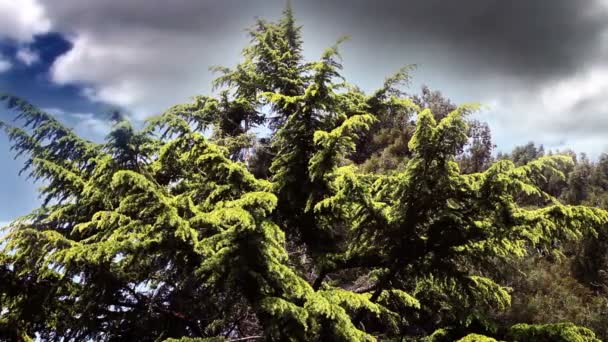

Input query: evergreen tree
[2,7,607,342]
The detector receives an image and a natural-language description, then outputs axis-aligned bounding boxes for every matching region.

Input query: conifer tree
[2,6,607,342]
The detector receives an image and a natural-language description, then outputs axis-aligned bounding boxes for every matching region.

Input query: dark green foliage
[494,256,608,339]
[498,142,545,167]
[458,120,495,174]
[1,6,607,342]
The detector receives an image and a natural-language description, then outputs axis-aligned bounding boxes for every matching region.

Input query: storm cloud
[301,0,608,80]
[2,0,608,154]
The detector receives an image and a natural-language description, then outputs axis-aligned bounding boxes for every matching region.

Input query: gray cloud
[3,0,608,156]
[292,0,608,156]
[296,0,608,81]
[42,0,282,33]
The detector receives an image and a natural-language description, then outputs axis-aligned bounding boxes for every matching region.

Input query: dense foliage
[2,6,608,341]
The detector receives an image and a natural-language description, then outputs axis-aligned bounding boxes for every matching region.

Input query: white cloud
[0,55,11,73]
[16,47,40,65]
[478,63,608,158]
[70,112,112,139]
[39,0,284,119]
[45,107,112,141]
[540,66,608,115]
[0,0,51,42]
[49,32,221,119]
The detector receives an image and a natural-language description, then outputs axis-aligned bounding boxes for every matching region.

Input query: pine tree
[2,6,607,342]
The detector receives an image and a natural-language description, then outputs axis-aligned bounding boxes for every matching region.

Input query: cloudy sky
[1,0,608,221]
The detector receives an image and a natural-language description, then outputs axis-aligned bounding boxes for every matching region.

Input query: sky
[1,0,608,221]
